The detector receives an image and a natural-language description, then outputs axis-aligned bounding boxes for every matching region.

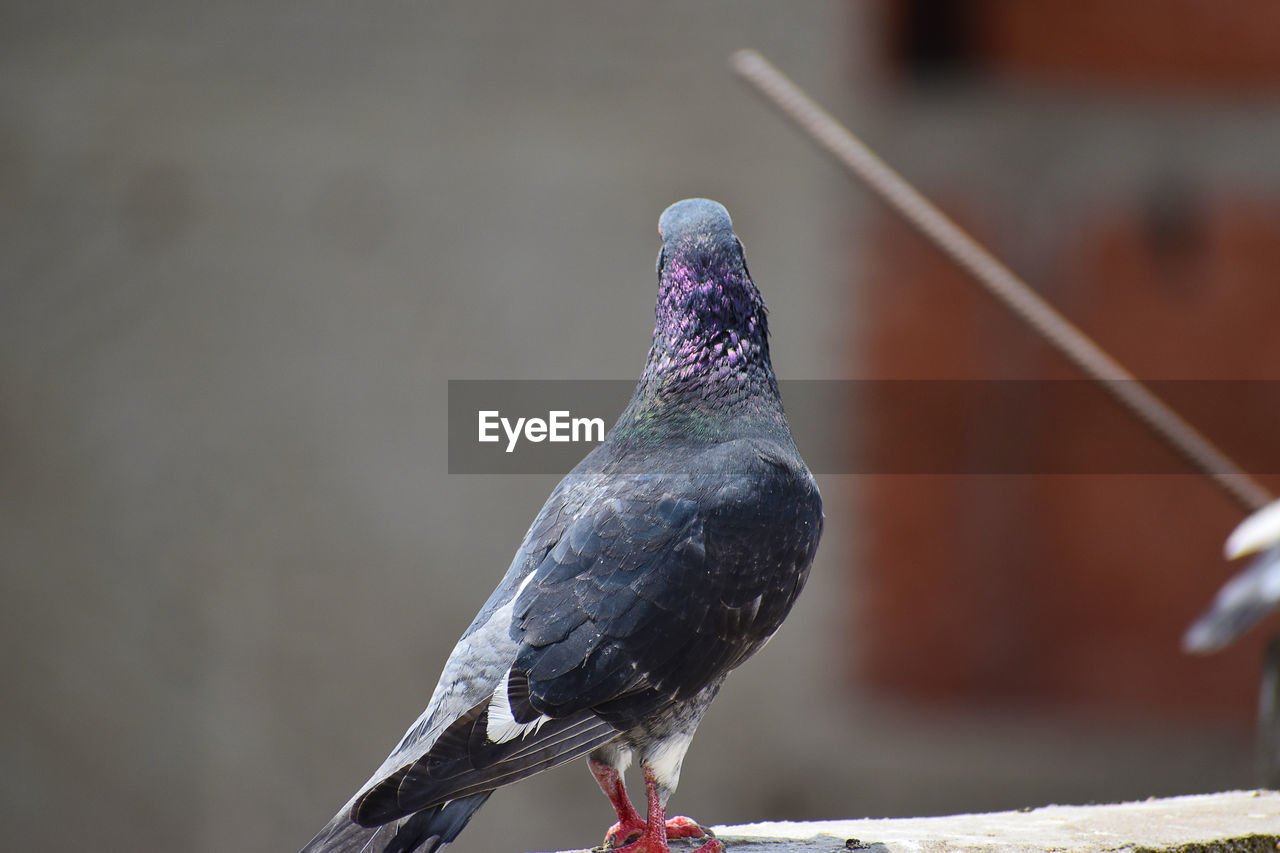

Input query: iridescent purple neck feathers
[635,199,778,410]
[604,199,789,450]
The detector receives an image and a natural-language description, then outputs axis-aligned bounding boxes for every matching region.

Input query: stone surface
[542,791,1280,853]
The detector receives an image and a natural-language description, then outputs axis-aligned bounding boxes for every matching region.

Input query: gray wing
[336,475,622,829]
[512,443,822,729]
[300,793,491,853]
[353,443,821,827]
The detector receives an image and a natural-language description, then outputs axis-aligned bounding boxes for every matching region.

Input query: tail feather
[300,793,492,853]
[354,706,618,826]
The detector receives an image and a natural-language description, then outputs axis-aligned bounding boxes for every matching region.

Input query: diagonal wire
[731,48,1273,514]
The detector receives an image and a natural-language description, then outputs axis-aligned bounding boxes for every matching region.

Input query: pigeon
[299,198,824,853]
[1184,498,1280,653]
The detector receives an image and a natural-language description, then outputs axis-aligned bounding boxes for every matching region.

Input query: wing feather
[509,441,822,730]
[352,704,618,826]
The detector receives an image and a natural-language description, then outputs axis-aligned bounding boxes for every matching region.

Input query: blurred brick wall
[883,0,1280,90]
[979,1,1280,91]
[860,0,1280,722]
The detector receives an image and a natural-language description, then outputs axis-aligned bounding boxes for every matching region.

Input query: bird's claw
[662,816,713,839]
[603,837,723,853]
[603,818,647,847]
[603,817,718,851]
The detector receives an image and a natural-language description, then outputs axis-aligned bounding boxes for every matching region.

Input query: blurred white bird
[1184,499,1280,654]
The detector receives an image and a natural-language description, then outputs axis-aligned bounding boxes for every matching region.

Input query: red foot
[591,759,722,853]
[604,816,714,847]
[663,816,711,840]
[603,817,646,847]
[607,831,722,853]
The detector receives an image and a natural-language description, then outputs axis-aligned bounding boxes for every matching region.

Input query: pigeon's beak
[1225,499,1280,560]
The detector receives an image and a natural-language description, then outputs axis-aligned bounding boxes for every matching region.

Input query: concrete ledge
[545,791,1280,853]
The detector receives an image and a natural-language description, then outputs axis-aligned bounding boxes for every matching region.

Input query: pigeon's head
[658,198,736,248]
[652,199,769,375]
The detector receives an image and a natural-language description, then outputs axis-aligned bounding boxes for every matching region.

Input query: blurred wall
[0,4,1260,853]
[859,0,1280,716]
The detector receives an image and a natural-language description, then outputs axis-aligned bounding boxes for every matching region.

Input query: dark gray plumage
[299,198,823,853]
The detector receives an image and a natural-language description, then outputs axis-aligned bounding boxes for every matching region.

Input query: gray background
[0,3,1253,853]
